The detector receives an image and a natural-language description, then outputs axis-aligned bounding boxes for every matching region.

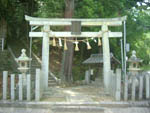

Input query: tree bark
[0,18,7,39]
[61,0,74,83]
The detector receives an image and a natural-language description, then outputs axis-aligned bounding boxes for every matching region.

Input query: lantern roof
[127,50,143,63]
[15,49,31,62]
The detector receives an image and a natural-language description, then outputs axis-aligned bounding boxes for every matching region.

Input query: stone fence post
[19,74,23,101]
[115,69,121,101]
[124,75,128,101]
[85,70,90,84]
[10,74,15,100]
[139,75,144,100]
[3,71,8,100]
[35,68,41,101]
[146,74,150,99]
[27,74,31,101]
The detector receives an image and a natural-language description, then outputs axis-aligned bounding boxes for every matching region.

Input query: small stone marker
[27,74,31,101]
[19,74,23,101]
[146,74,150,99]
[85,70,90,84]
[11,74,15,100]
[3,71,8,100]
[139,75,143,100]
[115,69,121,101]
[35,69,41,101]
[131,76,136,101]
[124,75,128,101]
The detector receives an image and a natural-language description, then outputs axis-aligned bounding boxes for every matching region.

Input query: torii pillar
[42,25,50,89]
[102,24,111,90]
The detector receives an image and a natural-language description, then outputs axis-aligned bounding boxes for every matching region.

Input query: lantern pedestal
[18,67,29,86]
[127,50,143,89]
[15,49,31,99]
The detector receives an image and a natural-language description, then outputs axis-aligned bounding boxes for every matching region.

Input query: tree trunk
[60,0,74,83]
[0,18,7,39]
[0,18,7,50]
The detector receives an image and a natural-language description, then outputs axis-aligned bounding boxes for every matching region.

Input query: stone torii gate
[25,15,127,90]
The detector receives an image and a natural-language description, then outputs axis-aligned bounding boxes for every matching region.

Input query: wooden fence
[2,68,43,101]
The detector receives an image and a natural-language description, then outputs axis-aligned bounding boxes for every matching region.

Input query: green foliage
[125,8,150,65]
[141,64,150,71]
[74,0,126,18]
[134,33,150,64]
[34,0,65,17]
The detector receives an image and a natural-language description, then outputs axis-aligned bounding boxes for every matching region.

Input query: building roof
[82,53,120,64]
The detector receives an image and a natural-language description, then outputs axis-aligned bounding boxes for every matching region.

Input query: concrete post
[115,69,121,101]
[3,71,8,100]
[42,25,50,90]
[139,75,143,100]
[19,74,23,101]
[11,74,15,101]
[27,74,31,101]
[35,69,40,101]
[102,24,111,90]
[131,76,136,101]
[124,75,128,101]
[146,74,150,99]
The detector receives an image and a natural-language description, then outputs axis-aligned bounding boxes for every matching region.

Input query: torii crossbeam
[25,15,127,90]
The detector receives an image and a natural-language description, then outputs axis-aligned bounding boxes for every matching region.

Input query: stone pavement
[0,101,149,113]
[42,78,113,102]
[0,107,52,113]
[0,106,150,113]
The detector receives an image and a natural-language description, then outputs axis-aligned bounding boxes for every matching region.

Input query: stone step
[48,79,56,82]
[48,82,57,85]
[52,102,149,108]
[51,106,105,113]
[48,81,57,84]
[31,59,40,61]
[48,83,57,86]
[31,63,40,66]
[49,78,56,82]
[49,76,55,79]
[0,101,149,113]
[31,61,40,64]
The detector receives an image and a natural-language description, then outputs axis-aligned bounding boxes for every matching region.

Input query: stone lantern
[127,50,143,76]
[15,49,31,85]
